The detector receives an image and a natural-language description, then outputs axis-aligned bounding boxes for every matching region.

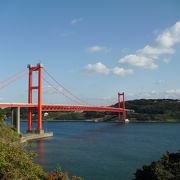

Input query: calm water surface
[21,121,180,180]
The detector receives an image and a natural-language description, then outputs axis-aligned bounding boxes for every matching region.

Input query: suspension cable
[43,68,88,105]
[0,71,27,91]
[0,68,27,85]
[42,77,84,105]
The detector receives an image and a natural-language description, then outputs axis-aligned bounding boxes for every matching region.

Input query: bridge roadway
[0,103,127,113]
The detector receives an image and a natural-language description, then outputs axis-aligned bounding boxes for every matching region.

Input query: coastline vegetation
[134,151,180,180]
[0,108,81,180]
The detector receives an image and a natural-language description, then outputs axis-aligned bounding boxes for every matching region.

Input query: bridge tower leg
[118,92,126,122]
[122,92,126,121]
[27,63,43,133]
[27,66,33,132]
[118,93,120,121]
[37,64,43,133]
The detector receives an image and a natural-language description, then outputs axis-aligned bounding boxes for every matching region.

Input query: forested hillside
[124,99,180,121]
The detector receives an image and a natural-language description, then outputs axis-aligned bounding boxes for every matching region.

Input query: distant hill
[116,99,180,121]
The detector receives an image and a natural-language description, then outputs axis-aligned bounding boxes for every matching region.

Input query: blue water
[20,121,180,180]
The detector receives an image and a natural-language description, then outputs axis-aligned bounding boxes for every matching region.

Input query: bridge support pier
[27,108,32,132]
[11,107,20,133]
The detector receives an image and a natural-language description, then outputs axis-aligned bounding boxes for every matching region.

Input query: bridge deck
[0,103,127,113]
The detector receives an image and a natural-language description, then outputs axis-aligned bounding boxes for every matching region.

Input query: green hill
[124,99,180,121]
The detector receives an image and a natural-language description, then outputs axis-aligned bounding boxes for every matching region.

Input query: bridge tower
[118,92,126,121]
[27,63,43,133]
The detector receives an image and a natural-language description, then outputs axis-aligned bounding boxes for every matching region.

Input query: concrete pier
[20,132,53,143]
[11,107,20,133]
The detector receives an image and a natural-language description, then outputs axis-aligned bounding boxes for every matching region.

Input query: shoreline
[17,119,180,123]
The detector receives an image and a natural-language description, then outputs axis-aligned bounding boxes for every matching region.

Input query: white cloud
[119,21,180,70]
[166,88,180,95]
[164,89,180,99]
[84,62,133,76]
[112,67,133,76]
[70,18,83,25]
[86,45,110,53]
[120,54,157,69]
[85,62,110,74]
[138,45,175,59]
[156,21,180,47]
[127,88,180,100]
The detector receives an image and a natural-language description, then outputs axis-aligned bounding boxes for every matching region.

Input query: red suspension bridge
[0,64,128,134]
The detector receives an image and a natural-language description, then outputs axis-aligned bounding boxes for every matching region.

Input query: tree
[134,151,180,180]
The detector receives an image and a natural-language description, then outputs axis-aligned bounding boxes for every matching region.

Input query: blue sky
[0,0,180,105]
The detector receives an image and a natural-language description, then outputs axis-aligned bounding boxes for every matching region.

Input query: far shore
[15,119,180,123]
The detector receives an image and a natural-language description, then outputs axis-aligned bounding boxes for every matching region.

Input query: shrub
[134,151,180,180]
[0,120,82,180]
[0,120,47,179]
